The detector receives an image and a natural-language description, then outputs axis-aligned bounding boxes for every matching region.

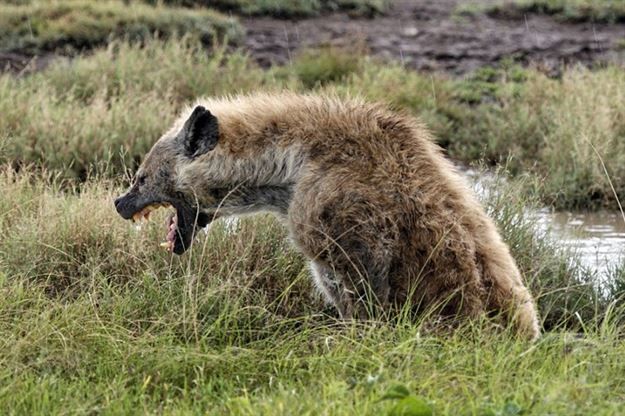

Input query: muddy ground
[243,0,624,74]
[1,0,623,75]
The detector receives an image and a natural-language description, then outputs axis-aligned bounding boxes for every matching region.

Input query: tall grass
[0,166,623,413]
[459,67,625,209]
[144,0,389,18]
[0,40,290,179]
[340,63,625,209]
[0,167,615,332]
[481,0,625,23]
[1,40,624,208]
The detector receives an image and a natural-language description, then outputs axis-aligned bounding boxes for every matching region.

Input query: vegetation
[0,0,241,53]
[0,165,623,414]
[449,65,625,210]
[145,0,389,18]
[1,5,625,409]
[0,40,293,180]
[464,0,625,23]
[2,40,624,209]
[286,46,366,88]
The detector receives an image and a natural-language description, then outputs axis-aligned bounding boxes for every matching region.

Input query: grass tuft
[145,0,390,18]
[286,46,366,88]
[0,0,241,54]
[462,0,625,24]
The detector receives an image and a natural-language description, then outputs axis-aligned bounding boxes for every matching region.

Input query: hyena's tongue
[160,212,178,251]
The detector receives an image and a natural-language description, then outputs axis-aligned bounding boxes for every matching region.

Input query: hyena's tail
[478,243,540,341]
[508,284,541,341]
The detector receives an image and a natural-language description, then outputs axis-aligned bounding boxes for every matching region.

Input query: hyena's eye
[136,174,147,186]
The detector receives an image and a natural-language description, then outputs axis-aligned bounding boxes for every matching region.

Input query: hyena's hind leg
[310,258,391,320]
[341,256,392,320]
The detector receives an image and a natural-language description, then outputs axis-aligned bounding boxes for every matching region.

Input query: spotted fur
[119,92,540,339]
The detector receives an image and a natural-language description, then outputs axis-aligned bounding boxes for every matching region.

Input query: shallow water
[465,168,625,277]
[537,210,625,277]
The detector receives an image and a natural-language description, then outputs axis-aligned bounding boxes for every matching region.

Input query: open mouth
[131,202,170,223]
[129,202,210,255]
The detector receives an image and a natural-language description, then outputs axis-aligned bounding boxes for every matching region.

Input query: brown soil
[242,0,625,74]
[1,0,623,75]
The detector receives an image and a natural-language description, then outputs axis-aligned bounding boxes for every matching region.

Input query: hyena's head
[114,106,218,255]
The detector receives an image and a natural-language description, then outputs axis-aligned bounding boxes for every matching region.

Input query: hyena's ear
[180,105,219,158]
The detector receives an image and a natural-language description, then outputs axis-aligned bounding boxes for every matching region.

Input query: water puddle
[537,210,625,277]
[465,168,625,277]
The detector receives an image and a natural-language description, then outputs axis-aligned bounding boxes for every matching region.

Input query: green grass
[145,0,389,18]
[0,40,290,180]
[285,46,366,88]
[0,0,241,54]
[2,39,625,210]
[2,34,625,413]
[449,65,625,210]
[334,62,625,210]
[463,0,625,23]
[0,165,623,414]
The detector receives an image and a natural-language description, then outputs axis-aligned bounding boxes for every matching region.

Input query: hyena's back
[238,95,541,338]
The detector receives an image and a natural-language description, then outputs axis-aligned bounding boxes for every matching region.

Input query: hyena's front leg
[290,184,394,320]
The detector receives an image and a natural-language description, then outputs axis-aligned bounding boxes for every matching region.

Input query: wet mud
[242,0,624,73]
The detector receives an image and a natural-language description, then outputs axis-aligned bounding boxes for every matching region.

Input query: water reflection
[538,210,625,277]
[465,167,625,277]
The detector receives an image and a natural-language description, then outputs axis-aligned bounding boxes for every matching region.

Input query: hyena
[114,92,540,339]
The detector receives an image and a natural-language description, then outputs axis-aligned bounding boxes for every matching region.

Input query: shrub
[144,0,389,18]
[463,0,625,24]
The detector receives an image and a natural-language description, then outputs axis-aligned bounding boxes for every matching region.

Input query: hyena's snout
[113,194,124,214]
[114,192,138,220]
[114,191,170,223]
[113,189,211,255]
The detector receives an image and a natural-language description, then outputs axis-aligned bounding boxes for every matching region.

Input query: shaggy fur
[115,92,540,340]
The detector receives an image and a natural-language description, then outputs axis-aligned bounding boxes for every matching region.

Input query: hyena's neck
[211,143,306,185]
[182,143,307,218]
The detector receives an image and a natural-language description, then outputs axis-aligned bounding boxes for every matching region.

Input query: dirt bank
[2,0,623,75]
[242,0,624,73]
